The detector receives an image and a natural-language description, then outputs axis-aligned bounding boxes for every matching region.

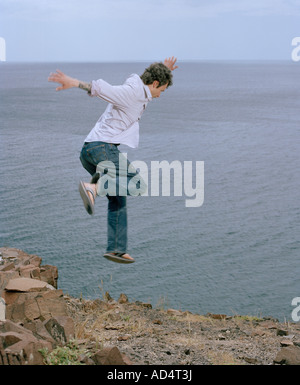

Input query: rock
[276,328,288,336]
[43,316,75,345]
[0,320,52,365]
[0,271,20,292]
[1,331,23,347]
[79,353,95,365]
[104,292,113,302]
[0,248,23,263]
[24,297,41,321]
[0,248,57,295]
[91,346,132,365]
[5,277,54,292]
[135,301,152,309]
[167,309,183,316]
[118,335,130,341]
[0,263,15,272]
[244,356,260,365]
[280,340,294,347]
[35,290,68,320]
[54,315,75,342]
[4,290,67,323]
[4,287,68,323]
[18,264,41,280]
[23,319,56,345]
[118,293,128,304]
[0,248,79,365]
[0,248,40,268]
[274,346,300,365]
[27,255,42,268]
[104,324,123,330]
[2,337,49,365]
[218,333,226,340]
[206,313,228,320]
[40,265,58,289]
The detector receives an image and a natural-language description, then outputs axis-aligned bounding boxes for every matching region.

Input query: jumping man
[48,57,178,264]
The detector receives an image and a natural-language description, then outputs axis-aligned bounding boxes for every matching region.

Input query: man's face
[149,81,168,98]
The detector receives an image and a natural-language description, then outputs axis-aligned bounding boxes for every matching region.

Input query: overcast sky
[0,0,299,62]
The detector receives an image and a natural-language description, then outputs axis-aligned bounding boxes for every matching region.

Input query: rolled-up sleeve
[91,79,135,108]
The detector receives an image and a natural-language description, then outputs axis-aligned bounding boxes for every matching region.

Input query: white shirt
[84,74,152,148]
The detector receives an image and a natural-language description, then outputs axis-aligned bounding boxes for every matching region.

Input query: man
[48,57,178,264]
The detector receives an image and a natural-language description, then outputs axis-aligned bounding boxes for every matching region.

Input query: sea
[0,61,299,321]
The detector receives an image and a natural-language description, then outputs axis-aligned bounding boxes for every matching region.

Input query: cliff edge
[1,247,300,365]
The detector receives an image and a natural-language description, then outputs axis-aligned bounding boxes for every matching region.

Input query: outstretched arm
[48,69,91,93]
[164,56,178,71]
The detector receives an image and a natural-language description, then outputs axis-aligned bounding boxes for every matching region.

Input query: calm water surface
[0,61,299,320]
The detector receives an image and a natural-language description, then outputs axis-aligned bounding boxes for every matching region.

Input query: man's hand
[48,69,80,91]
[164,56,178,71]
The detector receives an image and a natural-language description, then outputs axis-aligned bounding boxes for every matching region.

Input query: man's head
[140,62,173,98]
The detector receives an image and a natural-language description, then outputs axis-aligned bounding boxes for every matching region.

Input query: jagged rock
[0,263,15,272]
[0,248,77,365]
[0,248,57,294]
[43,316,75,345]
[0,248,41,267]
[40,265,58,289]
[23,319,56,345]
[0,320,52,365]
[26,255,42,268]
[5,289,68,323]
[18,264,41,280]
[0,271,20,293]
[274,346,300,365]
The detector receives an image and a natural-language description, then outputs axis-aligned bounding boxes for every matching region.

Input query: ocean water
[0,61,299,321]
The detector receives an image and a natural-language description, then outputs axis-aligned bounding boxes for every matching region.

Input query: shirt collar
[143,84,152,101]
[136,74,152,101]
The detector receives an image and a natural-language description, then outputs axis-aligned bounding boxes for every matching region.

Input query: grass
[39,340,90,365]
[233,315,263,322]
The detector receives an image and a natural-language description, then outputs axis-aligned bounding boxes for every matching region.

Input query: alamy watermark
[94,153,204,208]
[291,37,300,62]
[291,297,300,322]
[0,37,6,61]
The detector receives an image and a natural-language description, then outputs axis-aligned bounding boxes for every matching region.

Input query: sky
[0,0,299,62]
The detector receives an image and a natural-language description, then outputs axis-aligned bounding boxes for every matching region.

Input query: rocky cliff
[1,247,300,365]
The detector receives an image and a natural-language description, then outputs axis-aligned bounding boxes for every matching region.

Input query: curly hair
[140,62,173,88]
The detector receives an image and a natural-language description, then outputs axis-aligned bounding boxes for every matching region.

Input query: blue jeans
[79,141,146,254]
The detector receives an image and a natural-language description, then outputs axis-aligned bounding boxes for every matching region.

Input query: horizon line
[0,59,293,64]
